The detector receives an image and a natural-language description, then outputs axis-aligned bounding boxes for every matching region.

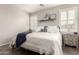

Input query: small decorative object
[44,26,48,32]
[74,32,78,34]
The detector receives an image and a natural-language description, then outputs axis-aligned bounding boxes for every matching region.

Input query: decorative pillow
[39,26,48,32]
[47,26,59,33]
[34,26,44,32]
[43,26,48,32]
[40,28,44,32]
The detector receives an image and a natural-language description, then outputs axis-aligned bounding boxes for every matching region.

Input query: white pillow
[47,26,59,33]
[34,26,44,32]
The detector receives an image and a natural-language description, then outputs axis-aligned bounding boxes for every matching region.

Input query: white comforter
[21,32,63,55]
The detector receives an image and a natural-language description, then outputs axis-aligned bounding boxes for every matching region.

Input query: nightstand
[63,33,79,48]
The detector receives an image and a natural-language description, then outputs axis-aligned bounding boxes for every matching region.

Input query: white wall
[0,5,29,46]
[30,15,38,30]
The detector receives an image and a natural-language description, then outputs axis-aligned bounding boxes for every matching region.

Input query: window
[60,11,67,25]
[59,7,77,33]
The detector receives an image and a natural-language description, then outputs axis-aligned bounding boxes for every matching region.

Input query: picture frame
[39,13,56,22]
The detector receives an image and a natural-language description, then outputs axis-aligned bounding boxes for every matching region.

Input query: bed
[10,26,63,55]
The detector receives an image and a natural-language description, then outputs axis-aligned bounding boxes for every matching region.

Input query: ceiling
[16,4,61,13]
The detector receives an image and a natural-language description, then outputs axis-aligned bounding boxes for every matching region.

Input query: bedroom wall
[30,4,79,32]
[0,5,29,46]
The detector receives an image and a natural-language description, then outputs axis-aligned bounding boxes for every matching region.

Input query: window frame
[59,6,78,33]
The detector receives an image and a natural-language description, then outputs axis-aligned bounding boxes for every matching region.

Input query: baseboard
[0,42,9,47]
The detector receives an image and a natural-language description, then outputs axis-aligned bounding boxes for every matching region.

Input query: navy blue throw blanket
[16,32,30,48]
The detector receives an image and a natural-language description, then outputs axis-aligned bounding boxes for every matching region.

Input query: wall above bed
[30,4,79,33]
[30,5,60,27]
[38,13,57,26]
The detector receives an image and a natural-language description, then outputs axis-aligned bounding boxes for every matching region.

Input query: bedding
[10,26,63,55]
[16,32,30,47]
[47,26,59,33]
[34,26,44,32]
[21,32,63,55]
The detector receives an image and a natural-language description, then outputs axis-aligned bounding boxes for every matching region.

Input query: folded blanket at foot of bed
[16,32,30,48]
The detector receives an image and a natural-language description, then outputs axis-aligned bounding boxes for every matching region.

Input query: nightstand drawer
[65,40,73,45]
[68,41,74,46]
